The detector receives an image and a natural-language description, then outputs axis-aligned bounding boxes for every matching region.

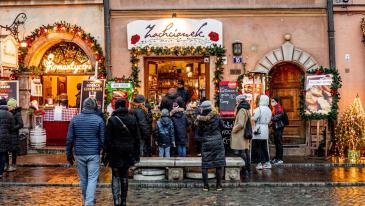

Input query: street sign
[233,56,243,64]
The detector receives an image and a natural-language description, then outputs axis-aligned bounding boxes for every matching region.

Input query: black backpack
[282,110,289,126]
[244,116,253,140]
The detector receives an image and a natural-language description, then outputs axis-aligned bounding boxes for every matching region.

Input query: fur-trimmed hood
[197,110,218,122]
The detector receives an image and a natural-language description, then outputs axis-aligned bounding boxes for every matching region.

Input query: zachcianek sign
[127,18,223,49]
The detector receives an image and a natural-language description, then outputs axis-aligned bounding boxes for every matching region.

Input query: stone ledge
[136,157,245,167]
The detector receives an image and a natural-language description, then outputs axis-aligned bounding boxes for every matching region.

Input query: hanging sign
[106,81,134,114]
[305,74,333,115]
[80,79,105,111]
[0,35,18,68]
[219,81,238,116]
[43,54,92,74]
[0,80,19,104]
[127,18,223,49]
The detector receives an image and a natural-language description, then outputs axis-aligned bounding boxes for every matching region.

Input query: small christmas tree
[335,95,365,158]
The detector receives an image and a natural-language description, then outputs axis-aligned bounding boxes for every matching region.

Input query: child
[155,109,175,157]
[170,102,189,157]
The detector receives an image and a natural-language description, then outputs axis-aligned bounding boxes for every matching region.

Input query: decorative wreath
[299,66,342,120]
[129,44,226,107]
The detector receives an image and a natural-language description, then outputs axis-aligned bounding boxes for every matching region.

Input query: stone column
[18,73,32,128]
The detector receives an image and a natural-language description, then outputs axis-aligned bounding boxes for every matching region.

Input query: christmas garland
[360,18,365,45]
[129,44,226,107]
[16,21,106,78]
[299,66,342,120]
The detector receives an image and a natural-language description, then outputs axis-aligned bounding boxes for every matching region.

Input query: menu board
[221,117,234,154]
[80,79,105,111]
[0,80,19,104]
[305,74,333,115]
[106,82,134,114]
[219,81,238,116]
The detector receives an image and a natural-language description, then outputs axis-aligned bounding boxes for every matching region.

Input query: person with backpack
[103,99,140,206]
[252,95,272,170]
[155,109,175,157]
[170,103,189,157]
[271,96,287,165]
[231,94,251,176]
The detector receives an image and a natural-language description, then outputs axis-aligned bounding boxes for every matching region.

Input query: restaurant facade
[109,0,329,155]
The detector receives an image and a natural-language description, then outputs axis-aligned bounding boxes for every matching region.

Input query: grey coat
[252,95,272,140]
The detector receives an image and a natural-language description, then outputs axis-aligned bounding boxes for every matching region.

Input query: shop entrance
[270,62,305,144]
[144,57,209,105]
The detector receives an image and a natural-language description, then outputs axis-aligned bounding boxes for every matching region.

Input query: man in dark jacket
[176,79,191,107]
[0,98,15,178]
[104,99,140,206]
[5,98,23,172]
[160,88,185,111]
[132,94,150,157]
[66,98,104,206]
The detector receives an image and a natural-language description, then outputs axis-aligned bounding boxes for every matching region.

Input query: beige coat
[230,108,250,150]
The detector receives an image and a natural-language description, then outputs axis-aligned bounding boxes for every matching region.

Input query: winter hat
[236,94,247,102]
[7,98,17,108]
[200,100,212,111]
[161,109,169,117]
[134,94,146,103]
[173,102,179,108]
[115,99,127,109]
[0,98,7,106]
[83,98,97,110]
[272,96,281,104]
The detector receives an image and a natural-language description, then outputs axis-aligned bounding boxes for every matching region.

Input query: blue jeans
[0,152,6,176]
[76,155,100,206]
[177,145,186,157]
[159,147,170,157]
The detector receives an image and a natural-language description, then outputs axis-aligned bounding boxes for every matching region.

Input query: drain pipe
[327,0,336,143]
[104,0,112,78]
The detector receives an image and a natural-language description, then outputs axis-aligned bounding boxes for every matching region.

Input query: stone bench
[134,157,244,181]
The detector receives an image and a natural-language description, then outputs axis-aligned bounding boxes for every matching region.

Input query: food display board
[106,82,134,114]
[219,81,238,116]
[0,80,19,103]
[80,79,105,111]
[305,74,333,115]
[242,73,266,113]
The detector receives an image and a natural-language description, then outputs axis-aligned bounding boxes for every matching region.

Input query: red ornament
[330,89,338,96]
[208,31,219,42]
[265,91,270,96]
[131,34,141,45]
[315,70,323,75]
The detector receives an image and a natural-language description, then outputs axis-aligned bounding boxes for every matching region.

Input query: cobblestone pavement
[1,186,365,206]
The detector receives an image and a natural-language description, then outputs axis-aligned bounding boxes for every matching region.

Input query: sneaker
[203,185,209,192]
[263,162,272,169]
[270,159,278,164]
[275,160,284,165]
[6,165,16,172]
[197,153,202,157]
[216,185,223,191]
[256,163,263,170]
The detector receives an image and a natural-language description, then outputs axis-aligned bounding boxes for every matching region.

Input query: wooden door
[270,63,305,144]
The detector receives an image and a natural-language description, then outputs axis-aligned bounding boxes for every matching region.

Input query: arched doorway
[270,62,305,144]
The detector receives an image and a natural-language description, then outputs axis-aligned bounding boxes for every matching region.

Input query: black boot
[112,175,121,206]
[121,178,128,206]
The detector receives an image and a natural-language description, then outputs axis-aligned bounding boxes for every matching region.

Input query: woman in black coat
[104,99,140,206]
[197,101,226,191]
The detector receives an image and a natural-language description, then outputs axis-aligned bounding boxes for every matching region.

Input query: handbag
[244,110,253,140]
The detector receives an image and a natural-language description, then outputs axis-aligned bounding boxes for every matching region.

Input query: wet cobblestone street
[1,186,365,205]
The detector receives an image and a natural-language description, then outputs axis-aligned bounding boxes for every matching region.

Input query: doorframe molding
[253,37,319,74]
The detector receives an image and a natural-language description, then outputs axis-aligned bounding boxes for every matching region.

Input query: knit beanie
[0,98,7,106]
[7,98,17,108]
[83,98,97,110]
[200,100,212,111]
[115,99,127,109]
[161,109,169,117]
[134,94,146,104]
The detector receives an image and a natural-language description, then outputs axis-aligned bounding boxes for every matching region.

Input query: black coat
[132,107,150,140]
[197,110,226,168]
[10,107,23,151]
[106,108,141,168]
[170,108,189,145]
[0,105,15,152]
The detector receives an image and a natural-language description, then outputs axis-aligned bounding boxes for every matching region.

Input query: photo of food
[305,74,333,115]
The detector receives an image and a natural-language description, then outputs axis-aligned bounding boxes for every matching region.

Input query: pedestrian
[251,95,272,170]
[66,98,105,206]
[0,98,15,178]
[271,96,286,165]
[131,94,150,157]
[197,101,226,191]
[144,101,153,157]
[5,98,23,172]
[154,109,175,157]
[170,102,189,157]
[176,79,191,107]
[160,88,184,111]
[231,94,251,176]
[103,99,140,206]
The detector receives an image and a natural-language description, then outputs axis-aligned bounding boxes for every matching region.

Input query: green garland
[129,44,226,107]
[299,66,342,120]
[16,21,106,78]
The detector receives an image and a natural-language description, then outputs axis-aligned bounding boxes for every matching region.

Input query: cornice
[0,0,103,7]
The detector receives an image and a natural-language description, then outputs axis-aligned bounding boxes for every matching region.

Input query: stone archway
[24,32,97,68]
[253,38,319,74]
